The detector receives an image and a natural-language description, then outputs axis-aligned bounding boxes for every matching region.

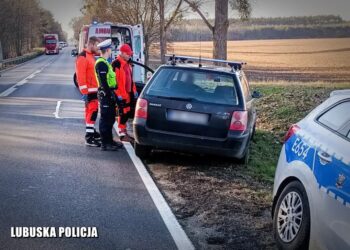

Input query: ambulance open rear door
[131,24,145,85]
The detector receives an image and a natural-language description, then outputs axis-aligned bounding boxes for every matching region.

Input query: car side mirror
[252,90,262,99]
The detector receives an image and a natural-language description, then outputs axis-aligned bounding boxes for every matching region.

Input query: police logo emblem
[336,174,346,189]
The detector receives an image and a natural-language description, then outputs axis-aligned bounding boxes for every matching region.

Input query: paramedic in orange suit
[111,44,138,142]
[75,36,101,147]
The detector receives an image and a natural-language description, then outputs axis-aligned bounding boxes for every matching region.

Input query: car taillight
[229,111,248,131]
[135,98,148,119]
[284,124,300,142]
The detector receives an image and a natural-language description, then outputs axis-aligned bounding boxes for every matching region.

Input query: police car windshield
[147,68,239,106]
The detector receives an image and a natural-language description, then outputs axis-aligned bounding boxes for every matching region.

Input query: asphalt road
[0,49,181,250]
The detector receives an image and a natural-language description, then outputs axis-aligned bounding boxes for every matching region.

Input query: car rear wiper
[154,95,197,102]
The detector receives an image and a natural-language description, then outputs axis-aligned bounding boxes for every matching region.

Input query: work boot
[112,140,124,148]
[94,130,101,141]
[118,128,127,137]
[101,144,119,151]
[85,137,101,147]
[120,134,134,143]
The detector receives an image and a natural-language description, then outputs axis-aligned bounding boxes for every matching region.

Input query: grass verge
[248,81,350,182]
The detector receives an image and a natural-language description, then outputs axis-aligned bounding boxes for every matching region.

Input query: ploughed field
[151,38,350,82]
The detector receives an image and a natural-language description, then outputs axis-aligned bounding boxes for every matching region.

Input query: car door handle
[318,151,332,165]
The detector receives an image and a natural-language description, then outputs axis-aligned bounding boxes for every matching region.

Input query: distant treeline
[169,15,350,41]
[0,0,67,59]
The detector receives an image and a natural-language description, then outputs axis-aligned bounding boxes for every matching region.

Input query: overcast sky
[40,0,350,40]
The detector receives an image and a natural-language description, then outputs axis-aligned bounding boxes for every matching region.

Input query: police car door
[313,100,350,249]
[131,24,145,85]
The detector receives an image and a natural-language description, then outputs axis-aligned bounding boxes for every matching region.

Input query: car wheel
[134,143,152,159]
[273,181,310,250]
[251,123,256,141]
[73,73,78,88]
[236,145,250,166]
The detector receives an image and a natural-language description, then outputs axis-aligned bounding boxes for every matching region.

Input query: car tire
[236,145,250,166]
[251,123,256,141]
[273,181,310,250]
[73,73,78,88]
[134,143,152,159]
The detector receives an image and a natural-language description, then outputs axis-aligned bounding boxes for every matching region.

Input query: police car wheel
[134,143,152,159]
[273,181,310,250]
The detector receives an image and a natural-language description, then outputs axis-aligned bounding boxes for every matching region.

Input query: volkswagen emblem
[186,103,192,110]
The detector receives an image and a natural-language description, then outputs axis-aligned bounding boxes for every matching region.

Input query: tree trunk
[144,35,150,66]
[158,0,167,63]
[213,0,228,60]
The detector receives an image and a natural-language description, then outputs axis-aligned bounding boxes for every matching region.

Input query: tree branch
[164,0,182,31]
[183,0,213,32]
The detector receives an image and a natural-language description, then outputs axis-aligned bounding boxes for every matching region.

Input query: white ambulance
[74,22,145,89]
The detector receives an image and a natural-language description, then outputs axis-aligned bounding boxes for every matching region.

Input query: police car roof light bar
[165,54,246,71]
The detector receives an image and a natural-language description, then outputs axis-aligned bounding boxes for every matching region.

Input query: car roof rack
[165,54,246,71]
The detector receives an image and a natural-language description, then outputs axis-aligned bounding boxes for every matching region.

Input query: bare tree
[158,0,185,63]
[184,0,251,60]
[0,0,64,58]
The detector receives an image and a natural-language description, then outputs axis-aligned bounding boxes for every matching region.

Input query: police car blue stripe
[285,134,350,208]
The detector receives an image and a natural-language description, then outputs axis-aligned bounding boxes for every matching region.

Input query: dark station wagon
[133,55,261,164]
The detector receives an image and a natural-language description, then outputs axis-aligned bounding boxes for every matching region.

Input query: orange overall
[75,49,99,138]
[112,55,137,133]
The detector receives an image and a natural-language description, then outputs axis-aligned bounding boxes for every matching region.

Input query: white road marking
[16,79,28,86]
[0,86,18,97]
[53,101,62,119]
[113,123,195,250]
[0,56,56,97]
[25,73,36,79]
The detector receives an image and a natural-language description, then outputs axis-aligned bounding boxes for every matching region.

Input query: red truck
[44,34,59,55]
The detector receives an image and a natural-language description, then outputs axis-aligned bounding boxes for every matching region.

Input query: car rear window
[146,68,239,106]
[317,100,350,135]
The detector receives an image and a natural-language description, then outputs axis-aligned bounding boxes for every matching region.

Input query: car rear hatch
[144,67,242,139]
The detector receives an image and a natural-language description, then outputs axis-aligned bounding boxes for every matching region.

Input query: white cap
[97,39,112,50]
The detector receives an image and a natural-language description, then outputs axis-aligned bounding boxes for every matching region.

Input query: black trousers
[99,96,116,145]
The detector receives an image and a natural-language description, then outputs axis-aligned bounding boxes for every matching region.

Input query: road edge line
[113,124,195,250]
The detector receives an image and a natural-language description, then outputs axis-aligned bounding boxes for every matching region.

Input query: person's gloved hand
[110,92,116,102]
[81,94,88,102]
[134,92,139,99]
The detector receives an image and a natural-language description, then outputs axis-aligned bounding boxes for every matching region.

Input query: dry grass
[151,38,350,82]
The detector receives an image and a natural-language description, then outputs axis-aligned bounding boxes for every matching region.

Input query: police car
[272,89,350,249]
